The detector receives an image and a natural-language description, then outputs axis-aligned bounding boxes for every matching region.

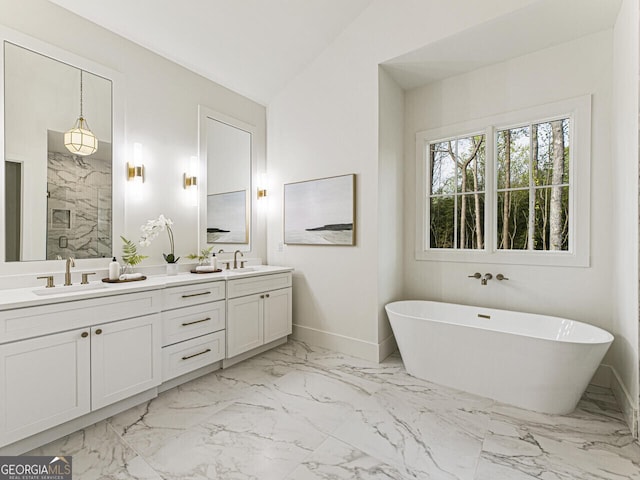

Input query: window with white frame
[416,96,591,266]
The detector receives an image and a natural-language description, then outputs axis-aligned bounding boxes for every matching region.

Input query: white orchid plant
[140,214,179,263]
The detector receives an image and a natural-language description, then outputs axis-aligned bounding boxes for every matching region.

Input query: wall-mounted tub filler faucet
[481,273,493,285]
[64,257,75,286]
[496,273,509,281]
[468,272,481,280]
[233,250,244,269]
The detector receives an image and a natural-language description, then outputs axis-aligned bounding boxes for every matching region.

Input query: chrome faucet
[481,273,492,285]
[233,250,243,269]
[64,257,75,286]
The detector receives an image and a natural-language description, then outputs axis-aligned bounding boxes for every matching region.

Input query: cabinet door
[227,294,263,358]
[263,288,292,344]
[91,314,161,410]
[0,329,90,447]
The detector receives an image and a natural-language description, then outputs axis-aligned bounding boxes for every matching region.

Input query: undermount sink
[33,283,109,296]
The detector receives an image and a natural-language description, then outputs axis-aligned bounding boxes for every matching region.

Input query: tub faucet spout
[481,273,492,285]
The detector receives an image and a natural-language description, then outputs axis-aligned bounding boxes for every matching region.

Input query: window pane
[430,195,455,248]
[533,186,569,250]
[497,127,529,189]
[430,141,456,195]
[533,119,570,186]
[497,190,529,250]
[458,193,484,250]
[457,135,485,193]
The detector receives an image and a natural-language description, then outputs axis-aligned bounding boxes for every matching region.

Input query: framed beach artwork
[207,190,249,244]
[284,174,356,246]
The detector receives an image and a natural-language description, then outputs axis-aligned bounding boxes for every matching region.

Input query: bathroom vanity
[0,266,292,454]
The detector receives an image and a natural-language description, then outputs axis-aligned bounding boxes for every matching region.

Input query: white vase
[166,263,178,276]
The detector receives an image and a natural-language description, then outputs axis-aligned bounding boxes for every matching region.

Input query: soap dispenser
[210,252,217,270]
[108,257,120,280]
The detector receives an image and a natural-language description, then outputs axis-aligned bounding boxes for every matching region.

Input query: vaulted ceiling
[48,0,373,105]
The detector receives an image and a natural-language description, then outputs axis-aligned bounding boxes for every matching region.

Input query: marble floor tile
[23,340,640,480]
[332,383,494,480]
[237,368,381,436]
[26,421,161,480]
[144,401,327,480]
[285,437,411,480]
[476,402,640,480]
[108,369,252,457]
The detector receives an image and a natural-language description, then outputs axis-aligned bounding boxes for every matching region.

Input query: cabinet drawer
[0,290,162,344]
[227,273,292,299]
[161,301,225,347]
[161,331,225,381]
[162,281,225,310]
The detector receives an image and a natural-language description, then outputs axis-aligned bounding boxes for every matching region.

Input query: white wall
[404,31,613,329]
[0,0,266,274]
[266,0,539,360]
[376,68,404,360]
[611,0,640,432]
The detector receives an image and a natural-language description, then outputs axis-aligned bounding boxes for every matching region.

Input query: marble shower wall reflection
[46,132,112,259]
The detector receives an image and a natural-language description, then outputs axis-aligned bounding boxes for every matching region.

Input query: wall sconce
[184,156,199,207]
[183,155,198,189]
[257,173,268,199]
[127,163,145,182]
[183,173,197,189]
[127,143,145,182]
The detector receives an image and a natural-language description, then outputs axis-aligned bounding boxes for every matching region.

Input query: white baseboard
[593,364,638,438]
[609,365,639,438]
[377,333,398,362]
[292,324,393,363]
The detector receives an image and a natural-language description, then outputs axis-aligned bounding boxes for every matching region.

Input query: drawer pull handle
[181,317,211,326]
[181,348,211,360]
[265,294,270,298]
[81,331,89,338]
[95,328,103,335]
[260,295,265,299]
[181,291,211,298]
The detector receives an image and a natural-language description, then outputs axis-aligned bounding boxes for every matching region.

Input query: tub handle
[468,272,481,279]
[496,274,509,281]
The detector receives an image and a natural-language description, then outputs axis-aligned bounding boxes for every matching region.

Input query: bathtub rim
[385,300,614,346]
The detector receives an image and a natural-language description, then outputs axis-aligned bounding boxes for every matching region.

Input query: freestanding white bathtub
[385,300,614,414]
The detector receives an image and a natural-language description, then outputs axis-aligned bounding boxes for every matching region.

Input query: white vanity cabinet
[160,280,226,381]
[0,291,162,447]
[227,273,292,358]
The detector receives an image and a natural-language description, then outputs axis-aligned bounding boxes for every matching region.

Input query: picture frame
[284,174,355,246]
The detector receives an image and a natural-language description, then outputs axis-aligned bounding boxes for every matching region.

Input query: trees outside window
[496,119,570,251]
[429,134,485,250]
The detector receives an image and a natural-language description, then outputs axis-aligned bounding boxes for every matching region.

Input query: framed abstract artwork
[284,174,355,246]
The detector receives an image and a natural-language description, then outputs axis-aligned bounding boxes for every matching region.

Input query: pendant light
[64,70,98,156]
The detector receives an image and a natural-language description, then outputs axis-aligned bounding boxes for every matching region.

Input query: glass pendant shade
[64,70,98,156]
[64,117,98,156]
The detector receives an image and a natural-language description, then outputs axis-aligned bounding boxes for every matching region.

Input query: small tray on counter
[101,276,147,283]
[190,269,223,274]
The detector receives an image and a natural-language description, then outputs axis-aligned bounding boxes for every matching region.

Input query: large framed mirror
[199,107,256,253]
[0,26,123,271]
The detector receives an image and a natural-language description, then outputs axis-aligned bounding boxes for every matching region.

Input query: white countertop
[0,265,293,311]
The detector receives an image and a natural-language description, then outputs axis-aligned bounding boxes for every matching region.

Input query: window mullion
[527,122,535,251]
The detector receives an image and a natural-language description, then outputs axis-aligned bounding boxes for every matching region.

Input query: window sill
[415,249,589,267]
